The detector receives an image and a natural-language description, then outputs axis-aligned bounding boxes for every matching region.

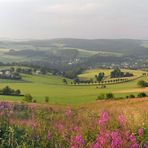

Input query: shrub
[97,93,105,100]
[129,94,135,98]
[97,93,115,100]
[138,80,148,88]
[45,96,49,103]
[106,93,114,99]
[23,94,33,102]
[137,92,147,98]
[33,99,37,103]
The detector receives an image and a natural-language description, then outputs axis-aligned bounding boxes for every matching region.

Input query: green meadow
[0,67,147,105]
[78,68,145,80]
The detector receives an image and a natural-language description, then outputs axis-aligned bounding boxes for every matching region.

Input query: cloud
[38,2,98,15]
[0,0,148,39]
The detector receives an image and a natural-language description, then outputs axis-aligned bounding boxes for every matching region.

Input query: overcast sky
[0,0,148,40]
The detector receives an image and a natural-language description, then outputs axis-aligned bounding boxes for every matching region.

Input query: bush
[33,99,37,103]
[97,93,105,100]
[106,93,114,99]
[45,96,49,103]
[137,92,147,98]
[97,93,115,100]
[129,94,135,98]
[23,94,33,102]
[138,80,148,88]
[0,86,22,96]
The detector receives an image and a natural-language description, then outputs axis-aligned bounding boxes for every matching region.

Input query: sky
[0,0,148,40]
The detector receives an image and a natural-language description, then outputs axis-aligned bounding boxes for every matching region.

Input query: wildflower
[118,114,126,126]
[96,134,106,146]
[130,135,137,143]
[125,130,130,140]
[130,143,139,148]
[32,122,37,129]
[71,134,85,148]
[138,128,144,137]
[144,143,148,148]
[93,142,100,148]
[65,108,72,117]
[111,131,122,148]
[98,111,110,126]
[71,126,80,132]
[47,132,52,140]
[93,131,110,147]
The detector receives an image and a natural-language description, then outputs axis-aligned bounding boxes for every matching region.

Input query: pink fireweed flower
[125,130,131,140]
[138,128,144,137]
[130,143,139,148]
[93,131,110,147]
[118,114,126,126]
[55,123,65,137]
[47,132,52,140]
[65,108,72,117]
[98,111,110,126]
[31,122,37,129]
[71,134,85,148]
[96,134,106,146]
[144,143,148,148]
[93,142,100,148]
[111,131,122,148]
[130,135,137,143]
[71,126,80,133]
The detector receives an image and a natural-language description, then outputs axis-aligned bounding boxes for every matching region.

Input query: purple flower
[130,135,137,143]
[65,108,72,117]
[111,131,122,148]
[71,134,85,148]
[32,122,37,129]
[47,132,52,140]
[94,131,110,147]
[138,128,144,137]
[98,111,110,126]
[144,143,148,148]
[93,142,100,148]
[130,143,139,148]
[125,130,130,140]
[118,114,126,126]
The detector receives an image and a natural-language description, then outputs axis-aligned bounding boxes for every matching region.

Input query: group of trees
[138,80,148,87]
[16,68,33,75]
[0,86,21,96]
[126,92,147,98]
[110,68,133,78]
[71,77,129,85]
[97,92,147,100]
[95,72,105,82]
[97,93,114,100]
[63,67,84,79]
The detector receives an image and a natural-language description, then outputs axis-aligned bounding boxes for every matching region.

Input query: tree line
[0,86,22,96]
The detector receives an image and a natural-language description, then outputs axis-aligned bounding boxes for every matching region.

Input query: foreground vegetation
[0,98,148,148]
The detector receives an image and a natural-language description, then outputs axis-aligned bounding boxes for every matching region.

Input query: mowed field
[0,67,148,105]
[78,68,145,81]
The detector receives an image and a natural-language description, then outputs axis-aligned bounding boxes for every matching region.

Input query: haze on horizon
[0,0,148,40]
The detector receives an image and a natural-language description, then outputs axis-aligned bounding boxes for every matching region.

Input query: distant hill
[0,39,147,70]
[0,39,148,56]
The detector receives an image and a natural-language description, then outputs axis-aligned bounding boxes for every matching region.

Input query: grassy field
[0,67,147,105]
[78,68,146,81]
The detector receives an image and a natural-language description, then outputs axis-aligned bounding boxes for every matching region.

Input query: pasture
[78,68,145,81]
[0,67,147,105]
